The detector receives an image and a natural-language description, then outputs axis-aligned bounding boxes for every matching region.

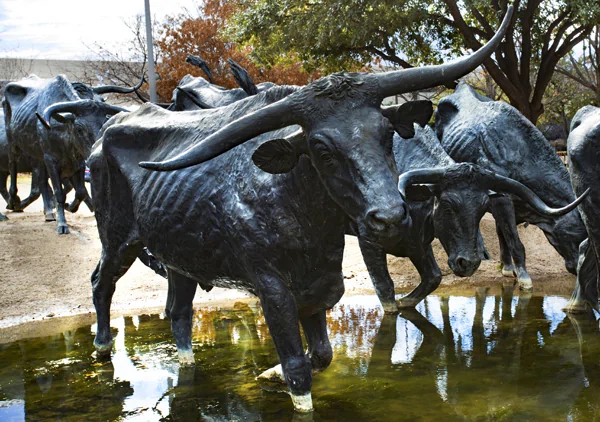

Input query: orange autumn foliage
[156,0,319,101]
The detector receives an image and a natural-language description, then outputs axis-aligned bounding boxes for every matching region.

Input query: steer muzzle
[363,202,411,247]
[448,255,481,277]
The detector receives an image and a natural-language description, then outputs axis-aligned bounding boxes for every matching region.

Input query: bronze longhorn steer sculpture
[90,8,514,412]
[566,106,600,313]
[436,82,588,290]
[3,74,137,233]
[358,121,587,312]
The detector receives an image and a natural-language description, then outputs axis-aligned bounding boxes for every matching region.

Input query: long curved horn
[186,55,214,83]
[373,6,513,98]
[228,59,258,96]
[398,168,446,200]
[176,87,211,109]
[40,100,128,129]
[139,98,297,171]
[481,171,589,217]
[92,75,145,94]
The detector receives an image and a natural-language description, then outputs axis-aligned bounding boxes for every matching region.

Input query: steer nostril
[366,210,388,231]
[456,257,467,271]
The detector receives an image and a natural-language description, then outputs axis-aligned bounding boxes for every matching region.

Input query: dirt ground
[0,176,577,330]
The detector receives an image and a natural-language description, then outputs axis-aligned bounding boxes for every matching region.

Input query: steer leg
[358,238,398,313]
[301,310,333,374]
[0,171,8,220]
[7,148,21,211]
[0,171,9,204]
[14,166,42,211]
[67,165,93,213]
[256,276,313,412]
[164,269,198,366]
[490,198,532,290]
[91,241,141,355]
[477,229,491,260]
[398,246,442,309]
[38,167,56,221]
[258,310,333,384]
[44,158,69,233]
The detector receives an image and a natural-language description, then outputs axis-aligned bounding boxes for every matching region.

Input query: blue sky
[0,0,199,59]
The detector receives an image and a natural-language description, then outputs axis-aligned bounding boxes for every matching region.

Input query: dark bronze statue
[566,106,600,313]
[0,107,41,220]
[359,121,586,312]
[3,75,136,233]
[169,58,276,111]
[89,9,514,412]
[436,82,588,290]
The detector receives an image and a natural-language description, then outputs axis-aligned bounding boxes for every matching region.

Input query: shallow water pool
[1,287,599,421]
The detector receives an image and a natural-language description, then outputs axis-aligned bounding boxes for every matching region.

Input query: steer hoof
[290,393,313,413]
[257,364,285,384]
[517,276,533,291]
[0,213,7,221]
[397,297,420,309]
[45,212,56,222]
[177,349,196,366]
[94,340,113,357]
[501,264,516,278]
[381,301,399,314]
[56,224,70,235]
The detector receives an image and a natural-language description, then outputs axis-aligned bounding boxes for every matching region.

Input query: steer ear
[487,190,505,199]
[252,130,306,174]
[404,185,436,201]
[52,113,76,124]
[381,100,433,138]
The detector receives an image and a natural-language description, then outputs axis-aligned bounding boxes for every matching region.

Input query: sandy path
[0,177,576,330]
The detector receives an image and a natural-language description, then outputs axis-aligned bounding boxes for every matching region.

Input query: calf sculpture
[566,106,600,313]
[359,120,587,312]
[436,82,588,290]
[90,10,513,412]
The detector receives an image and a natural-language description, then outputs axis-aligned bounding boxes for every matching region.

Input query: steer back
[436,82,587,272]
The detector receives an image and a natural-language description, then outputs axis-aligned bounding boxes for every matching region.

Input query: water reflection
[1,289,600,421]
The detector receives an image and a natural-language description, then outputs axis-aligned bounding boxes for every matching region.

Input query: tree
[230,0,600,123]
[155,0,319,101]
[81,14,159,104]
[539,69,594,137]
[556,25,600,105]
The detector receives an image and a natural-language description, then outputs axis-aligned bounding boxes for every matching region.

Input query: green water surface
[1,288,599,421]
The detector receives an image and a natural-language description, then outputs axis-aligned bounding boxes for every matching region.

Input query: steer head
[36,99,128,157]
[140,7,515,246]
[399,126,590,276]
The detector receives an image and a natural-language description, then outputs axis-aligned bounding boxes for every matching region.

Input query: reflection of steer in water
[89,11,514,412]
[355,122,585,312]
[366,291,600,419]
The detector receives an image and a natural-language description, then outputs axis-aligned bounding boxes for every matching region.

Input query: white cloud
[0,0,200,59]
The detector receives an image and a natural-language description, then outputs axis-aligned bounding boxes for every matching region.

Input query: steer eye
[320,151,336,166]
